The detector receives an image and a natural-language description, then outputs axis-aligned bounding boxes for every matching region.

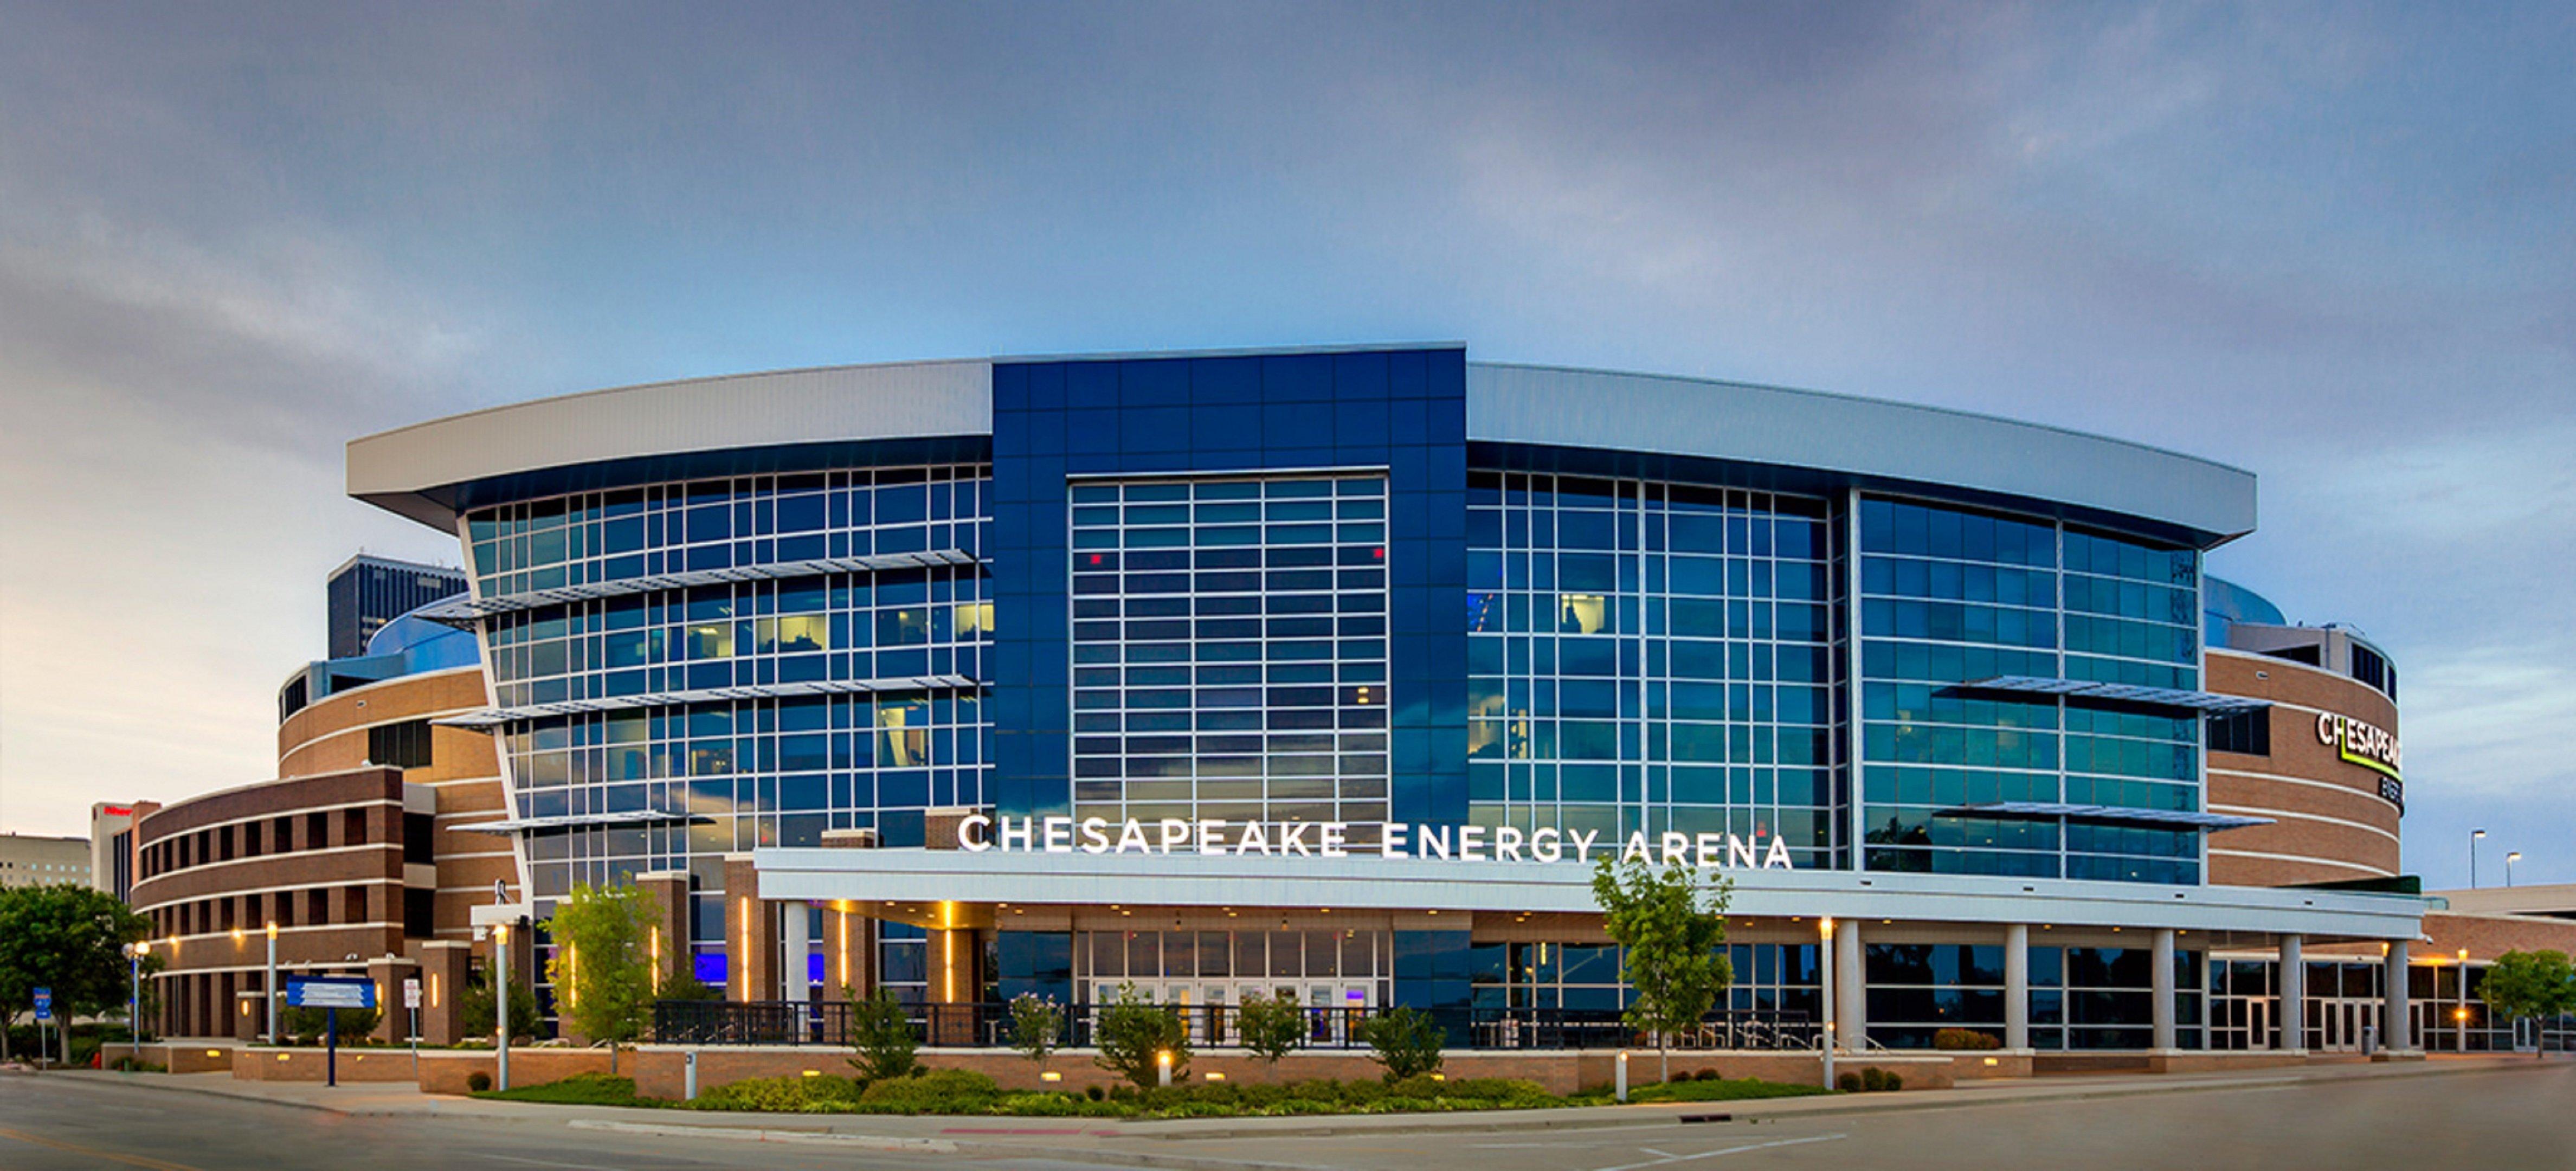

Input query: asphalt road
[4,1063,2573,1171]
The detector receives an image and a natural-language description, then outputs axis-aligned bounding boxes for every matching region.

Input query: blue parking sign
[32,987,51,1021]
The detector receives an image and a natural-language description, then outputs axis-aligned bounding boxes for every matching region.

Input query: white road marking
[1587,1133,1846,1171]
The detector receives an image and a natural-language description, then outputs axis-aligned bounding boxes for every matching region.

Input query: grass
[469,1069,1834,1117]
[1625,1076,1836,1104]
[472,1072,665,1107]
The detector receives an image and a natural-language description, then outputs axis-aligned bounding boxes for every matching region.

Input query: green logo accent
[2338,743,2400,782]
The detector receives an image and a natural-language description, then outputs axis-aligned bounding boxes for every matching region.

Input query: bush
[1236,990,1305,1065]
[845,989,921,1084]
[1085,1084,1104,1102]
[467,1071,493,1093]
[1837,1071,1860,1092]
[1850,1067,1903,1092]
[1094,983,1189,1088]
[859,1069,1000,1111]
[460,971,542,1042]
[1932,1028,2001,1051]
[1356,1007,1444,1082]
[688,1072,862,1112]
[1008,994,1065,1064]
[1695,1067,1718,1082]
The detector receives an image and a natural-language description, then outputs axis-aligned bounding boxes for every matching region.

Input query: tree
[543,884,661,1073]
[284,1003,383,1043]
[459,968,541,1043]
[2479,949,2576,1058]
[1591,853,1734,1084]
[1357,1006,1445,1081]
[1094,982,1188,1088]
[1008,993,1065,1065]
[0,886,153,1063]
[845,987,921,1083]
[1237,990,1306,1066]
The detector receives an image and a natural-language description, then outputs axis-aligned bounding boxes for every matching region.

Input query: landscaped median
[472,1066,1837,1119]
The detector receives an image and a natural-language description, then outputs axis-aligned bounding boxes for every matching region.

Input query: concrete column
[780,902,811,1002]
[365,955,416,1043]
[2277,935,2305,1052]
[2004,924,2030,1050]
[2383,940,2413,1053]
[2151,929,2177,1051]
[1834,918,1866,1050]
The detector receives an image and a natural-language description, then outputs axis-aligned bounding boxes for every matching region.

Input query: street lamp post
[2508,852,2523,887]
[125,942,146,1065]
[2472,829,2487,889]
[265,922,279,1044]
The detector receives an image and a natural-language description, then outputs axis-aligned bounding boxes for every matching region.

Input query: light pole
[2472,829,2487,889]
[264,922,279,1044]
[2508,852,2523,888]
[124,941,146,1065]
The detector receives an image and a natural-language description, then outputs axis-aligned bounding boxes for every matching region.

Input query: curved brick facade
[2205,649,2402,886]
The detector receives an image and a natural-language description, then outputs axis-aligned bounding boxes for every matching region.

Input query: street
[3,1063,2572,1170]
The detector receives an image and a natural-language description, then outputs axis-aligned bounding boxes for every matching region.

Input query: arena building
[314,344,2521,1073]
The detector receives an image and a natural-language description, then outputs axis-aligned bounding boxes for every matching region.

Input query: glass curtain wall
[1067,474,1393,829]
[1465,472,1841,868]
[1857,498,2205,883]
[465,464,995,981]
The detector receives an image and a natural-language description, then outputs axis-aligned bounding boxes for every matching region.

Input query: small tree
[1237,990,1306,1066]
[1094,982,1189,1088]
[1008,993,1065,1065]
[845,987,921,1083]
[459,969,541,1043]
[0,885,154,1061]
[1592,853,1734,1084]
[284,1003,383,1043]
[543,884,662,1073]
[2479,949,2576,1058]
[1357,1006,1445,1081]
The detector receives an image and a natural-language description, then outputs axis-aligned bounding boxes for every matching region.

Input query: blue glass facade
[1857,498,2205,883]
[421,347,2266,1034]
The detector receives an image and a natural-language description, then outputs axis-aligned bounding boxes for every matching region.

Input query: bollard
[1615,1050,1629,1102]
[1156,1050,1173,1088]
[685,1050,699,1101]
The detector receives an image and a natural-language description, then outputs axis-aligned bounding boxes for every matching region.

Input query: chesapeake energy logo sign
[956,815,1797,870]
[2317,712,2401,780]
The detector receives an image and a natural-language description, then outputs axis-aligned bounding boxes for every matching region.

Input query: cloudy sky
[1,2,2567,886]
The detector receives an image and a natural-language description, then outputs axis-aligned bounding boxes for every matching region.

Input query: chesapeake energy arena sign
[956,815,1797,870]
[2317,712,2401,780]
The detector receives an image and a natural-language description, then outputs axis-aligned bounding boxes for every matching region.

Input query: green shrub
[467,1071,493,1092]
[1094,983,1189,1088]
[1932,1027,2001,1051]
[1853,1067,1903,1092]
[686,1072,863,1112]
[1695,1067,1718,1081]
[1356,1007,1445,1082]
[859,1069,1000,1110]
[1008,994,1065,1064]
[844,989,921,1084]
[1836,1071,1860,1092]
[1084,1084,1104,1102]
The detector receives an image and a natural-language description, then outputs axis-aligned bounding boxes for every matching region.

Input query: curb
[566,1118,958,1153]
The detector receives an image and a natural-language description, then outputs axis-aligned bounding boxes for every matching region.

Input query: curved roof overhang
[350,351,2255,548]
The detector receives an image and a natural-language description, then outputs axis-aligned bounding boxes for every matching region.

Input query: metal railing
[651,999,1818,1052]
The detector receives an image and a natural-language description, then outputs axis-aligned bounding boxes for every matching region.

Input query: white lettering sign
[954,814,1794,870]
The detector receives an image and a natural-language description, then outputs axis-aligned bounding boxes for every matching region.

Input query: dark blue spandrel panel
[989,348,1469,832]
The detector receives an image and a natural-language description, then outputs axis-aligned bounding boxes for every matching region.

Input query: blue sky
[1,2,2568,887]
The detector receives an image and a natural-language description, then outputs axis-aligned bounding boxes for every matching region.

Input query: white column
[1836,918,1866,1051]
[780,902,810,1002]
[2278,935,2305,1052]
[2005,924,2030,1050]
[2384,940,2412,1053]
[2152,929,2177,1051]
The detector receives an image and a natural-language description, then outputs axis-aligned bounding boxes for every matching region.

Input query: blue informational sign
[31,987,51,1021]
[286,976,378,1010]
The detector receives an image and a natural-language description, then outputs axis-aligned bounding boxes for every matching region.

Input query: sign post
[404,977,423,1075]
[32,987,50,1070]
[287,976,377,1088]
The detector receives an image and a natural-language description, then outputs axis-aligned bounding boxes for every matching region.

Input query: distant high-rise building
[89,801,156,902]
[0,832,91,889]
[326,554,466,659]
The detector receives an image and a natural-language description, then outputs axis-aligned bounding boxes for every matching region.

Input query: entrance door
[2316,999,2378,1052]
